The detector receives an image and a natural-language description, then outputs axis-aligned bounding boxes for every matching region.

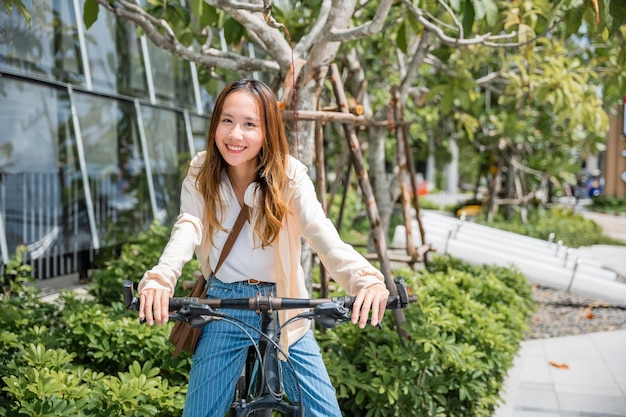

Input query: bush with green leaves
[2,240,532,416]
[590,196,626,214]
[1,262,191,416]
[476,206,623,247]
[3,344,185,417]
[1,245,32,290]
[89,220,200,305]
[317,256,535,417]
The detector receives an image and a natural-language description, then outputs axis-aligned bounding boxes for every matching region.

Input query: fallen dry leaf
[549,361,570,370]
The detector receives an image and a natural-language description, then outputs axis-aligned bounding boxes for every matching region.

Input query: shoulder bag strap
[213,204,249,275]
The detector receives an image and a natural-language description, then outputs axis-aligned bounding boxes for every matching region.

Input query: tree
[5,0,625,246]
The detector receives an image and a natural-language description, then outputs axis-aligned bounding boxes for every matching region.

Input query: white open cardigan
[139,151,385,352]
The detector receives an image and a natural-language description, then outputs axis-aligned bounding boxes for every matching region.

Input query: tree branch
[401,0,565,49]
[207,0,293,70]
[327,0,394,42]
[399,31,432,103]
[95,0,280,73]
[295,0,331,56]
[401,0,517,47]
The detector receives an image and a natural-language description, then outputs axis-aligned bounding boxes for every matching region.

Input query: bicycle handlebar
[123,277,413,329]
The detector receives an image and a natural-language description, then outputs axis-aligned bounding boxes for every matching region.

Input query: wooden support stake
[314,120,329,298]
[328,64,407,333]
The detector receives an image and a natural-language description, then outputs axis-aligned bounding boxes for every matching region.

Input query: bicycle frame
[231,310,301,417]
[123,277,411,416]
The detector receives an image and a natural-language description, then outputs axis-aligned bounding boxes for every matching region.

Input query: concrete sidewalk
[494,329,626,417]
[492,211,626,417]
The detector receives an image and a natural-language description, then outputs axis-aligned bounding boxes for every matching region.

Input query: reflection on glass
[73,92,153,246]
[0,2,213,280]
[140,105,191,224]
[0,0,84,84]
[83,2,148,98]
[0,77,92,275]
[189,114,209,155]
[147,43,196,110]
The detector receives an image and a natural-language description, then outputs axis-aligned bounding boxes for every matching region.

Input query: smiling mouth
[226,144,246,151]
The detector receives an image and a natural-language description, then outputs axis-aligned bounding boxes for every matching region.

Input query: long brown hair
[196,79,289,248]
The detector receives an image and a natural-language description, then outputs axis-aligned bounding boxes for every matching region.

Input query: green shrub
[2,344,185,417]
[318,257,534,417]
[2,242,532,416]
[476,206,621,248]
[52,292,189,383]
[590,196,626,214]
[89,220,200,305]
[1,245,33,291]
[1,275,189,416]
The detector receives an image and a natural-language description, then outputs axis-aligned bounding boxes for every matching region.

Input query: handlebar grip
[123,280,142,311]
[338,277,411,310]
[393,277,410,308]
[123,280,135,310]
[334,294,403,310]
[168,297,206,311]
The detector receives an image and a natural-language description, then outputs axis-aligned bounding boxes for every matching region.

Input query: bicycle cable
[191,309,304,407]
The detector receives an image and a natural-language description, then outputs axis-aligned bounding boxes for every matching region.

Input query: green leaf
[189,0,219,28]
[481,0,499,27]
[462,1,475,36]
[608,0,626,33]
[3,0,31,25]
[423,84,449,105]
[396,20,409,54]
[440,89,454,114]
[83,0,100,29]
[223,17,245,46]
[564,3,585,34]
[471,0,486,20]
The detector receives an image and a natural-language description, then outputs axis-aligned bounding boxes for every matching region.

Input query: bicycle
[123,277,412,417]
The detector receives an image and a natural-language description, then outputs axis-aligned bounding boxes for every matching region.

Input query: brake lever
[313,302,351,329]
[176,304,223,322]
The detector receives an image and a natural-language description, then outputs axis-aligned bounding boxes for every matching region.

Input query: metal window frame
[72,0,93,90]
[135,100,159,218]
[0,210,8,265]
[68,84,101,250]
[183,110,196,155]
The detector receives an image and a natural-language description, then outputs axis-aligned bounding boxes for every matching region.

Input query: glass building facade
[0,1,211,279]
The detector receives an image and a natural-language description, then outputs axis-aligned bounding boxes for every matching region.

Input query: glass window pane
[148,43,196,110]
[141,105,190,223]
[0,0,84,84]
[190,114,209,155]
[82,0,149,98]
[0,77,92,276]
[73,93,153,246]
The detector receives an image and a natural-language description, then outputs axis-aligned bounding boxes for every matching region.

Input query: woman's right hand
[139,288,171,326]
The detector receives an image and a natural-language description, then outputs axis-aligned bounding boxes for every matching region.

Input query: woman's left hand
[351,282,390,329]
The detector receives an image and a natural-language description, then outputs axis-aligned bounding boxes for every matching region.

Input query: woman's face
[215,90,264,173]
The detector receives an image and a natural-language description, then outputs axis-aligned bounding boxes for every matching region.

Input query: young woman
[138,79,389,417]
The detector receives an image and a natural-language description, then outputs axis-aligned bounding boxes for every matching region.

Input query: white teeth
[227,144,245,151]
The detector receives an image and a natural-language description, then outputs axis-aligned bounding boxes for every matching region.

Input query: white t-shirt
[207,178,276,283]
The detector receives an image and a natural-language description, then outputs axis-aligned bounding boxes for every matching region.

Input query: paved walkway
[493,329,626,417]
[493,209,626,417]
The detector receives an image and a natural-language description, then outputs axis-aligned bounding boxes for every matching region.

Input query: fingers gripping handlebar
[123,277,413,328]
[311,277,411,328]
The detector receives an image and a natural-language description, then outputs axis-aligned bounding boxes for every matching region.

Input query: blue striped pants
[182,279,342,417]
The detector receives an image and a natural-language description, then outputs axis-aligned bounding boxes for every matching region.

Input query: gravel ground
[527,275,626,339]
